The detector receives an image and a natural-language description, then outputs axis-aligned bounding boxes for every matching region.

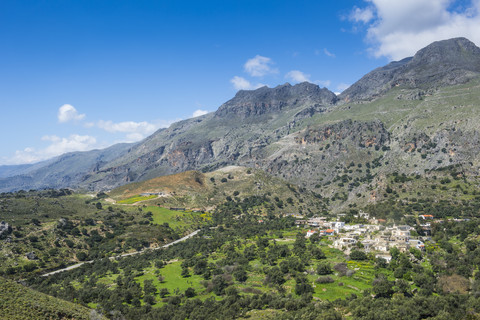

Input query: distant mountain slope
[0,143,133,192]
[339,37,480,102]
[0,164,34,178]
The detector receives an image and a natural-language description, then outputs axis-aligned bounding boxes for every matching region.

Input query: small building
[374,240,390,252]
[332,221,345,232]
[306,230,317,238]
[319,229,335,236]
[295,220,309,226]
[419,215,434,220]
[361,240,375,252]
[375,254,392,263]
[409,239,425,250]
[337,237,357,245]
[307,217,327,227]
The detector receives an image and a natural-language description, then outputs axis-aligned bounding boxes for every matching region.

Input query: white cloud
[230,76,265,90]
[9,148,42,165]
[336,83,351,92]
[244,55,278,77]
[323,48,336,58]
[352,0,480,60]
[350,6,375,23]
[192,109,209,118]
[125,133,145,142]
[97,120,156,134]
[57,104,85,123]
[42,134,97,155]
[95,118,178,142]
[285,70,311,83]
[231,76,253,90]
[315,80,332,87]
[9,134,98,164]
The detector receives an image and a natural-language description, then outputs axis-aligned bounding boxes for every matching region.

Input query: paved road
[41,229,201,277]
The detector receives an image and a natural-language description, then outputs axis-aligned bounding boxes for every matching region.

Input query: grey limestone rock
[340,37,480,102]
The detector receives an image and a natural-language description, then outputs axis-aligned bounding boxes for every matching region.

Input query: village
[290,211,436,262]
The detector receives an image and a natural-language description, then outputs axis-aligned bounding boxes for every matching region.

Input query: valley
[2,37,480,319]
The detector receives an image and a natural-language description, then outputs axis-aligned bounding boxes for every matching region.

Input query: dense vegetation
[0,189,209,278]
[5,193,477,319]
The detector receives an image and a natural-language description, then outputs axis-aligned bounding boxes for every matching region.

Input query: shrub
[316,276,335,284]
[350,250,367,261]
[334,263,348,276]
[185,287,196,298]
[317,262,333,275]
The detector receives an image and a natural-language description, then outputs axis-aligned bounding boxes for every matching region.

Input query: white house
[306,230,318,238]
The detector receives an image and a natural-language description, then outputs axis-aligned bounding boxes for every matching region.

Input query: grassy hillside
[0,190,200,278]
[108,166,327,215]
[0,277,104,320]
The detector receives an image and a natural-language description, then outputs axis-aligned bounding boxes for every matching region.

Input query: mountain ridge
[1,37,480,202]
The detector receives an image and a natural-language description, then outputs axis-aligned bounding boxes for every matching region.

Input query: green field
[117,194,158,204]
[84,228,394,306]
[146,206,211,229]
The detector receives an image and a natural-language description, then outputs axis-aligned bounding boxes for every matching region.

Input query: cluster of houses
[294,212,428,263]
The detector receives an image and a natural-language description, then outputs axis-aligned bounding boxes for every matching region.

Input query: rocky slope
[72,82,339,191]
[1,37,480,210]
[339,37,480,102]
[0,143,133,192]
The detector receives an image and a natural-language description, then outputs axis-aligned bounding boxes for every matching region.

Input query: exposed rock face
[261,120,390,189]
[340,38,480,102]
[0,221,11,239]
[25,252,37,260]
[296,120,389,147]
[1,38,480,195]
[215,82,337,118]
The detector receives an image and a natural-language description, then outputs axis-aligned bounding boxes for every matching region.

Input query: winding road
[41,229,201,277]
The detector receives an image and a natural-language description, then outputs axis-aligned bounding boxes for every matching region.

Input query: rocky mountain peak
[340,37,480,102]
[409,37,480,67]
[215,82,337,118]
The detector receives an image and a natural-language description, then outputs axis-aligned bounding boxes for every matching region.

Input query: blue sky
[1,0,479,165]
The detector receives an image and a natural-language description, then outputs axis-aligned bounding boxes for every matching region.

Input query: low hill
[0,277,104,320]
[109,166,326,215]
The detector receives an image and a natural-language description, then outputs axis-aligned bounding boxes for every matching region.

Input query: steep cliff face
[42,82,338,191]
[215,82,337,118]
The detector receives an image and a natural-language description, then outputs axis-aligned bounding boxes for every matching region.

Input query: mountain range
[2,37,480,212]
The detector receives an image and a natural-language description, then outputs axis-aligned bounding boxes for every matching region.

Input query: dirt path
[41,229,201,277]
